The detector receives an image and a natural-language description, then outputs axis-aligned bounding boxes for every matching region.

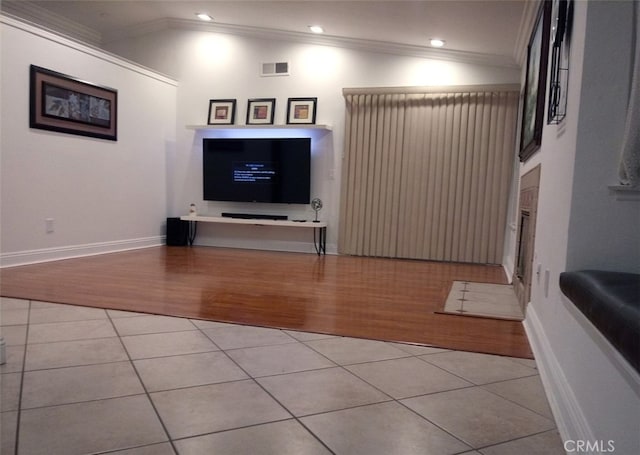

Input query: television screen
[203,137,311,204]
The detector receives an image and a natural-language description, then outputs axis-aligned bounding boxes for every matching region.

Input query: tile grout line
[393,393,477,451]
[166,416,311,450]
[479,381,557,421]
[416,351,539,387]
[15,358,135,375]
[412,354,552,420]
[298,339,555,452]
[92,441,172,455]
[343,365,478,402]
[288,337,475,452]
[389,378,557,451]
[13,299,33,455]
[309,345,476,452]
[392,384,558,450]
[468,427,562,452]
[193,322,339,455]
[105,308,181,455]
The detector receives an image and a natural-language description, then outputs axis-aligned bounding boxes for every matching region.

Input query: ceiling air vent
[261,62,289,77]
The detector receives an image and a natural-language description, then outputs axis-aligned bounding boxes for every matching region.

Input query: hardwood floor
[0,246,533,358]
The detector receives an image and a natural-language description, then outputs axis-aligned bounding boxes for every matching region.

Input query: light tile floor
[0,297,566,455]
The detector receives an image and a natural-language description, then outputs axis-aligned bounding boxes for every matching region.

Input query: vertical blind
[339,86,519,264]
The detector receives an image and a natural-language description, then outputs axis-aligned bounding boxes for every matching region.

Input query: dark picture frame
[207,99,236,125]
[30,65,117,141]
[519,0,552,162]
[548,0,572,125]
[246,98,276,125]
[286,97,317,125]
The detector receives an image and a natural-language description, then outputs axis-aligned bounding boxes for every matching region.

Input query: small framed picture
[207,99,236,125]
[286,97,317,124]
[246,98,276,125]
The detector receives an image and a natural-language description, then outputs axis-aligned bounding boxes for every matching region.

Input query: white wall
[0,17,178,265]
[522,2,640,453]
[107,27,520,253]
[566,1,640,272]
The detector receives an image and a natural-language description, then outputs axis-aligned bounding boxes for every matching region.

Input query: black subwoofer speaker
[166,217,188,246]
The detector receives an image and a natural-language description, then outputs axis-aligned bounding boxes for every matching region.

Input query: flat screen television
[203,137,311,204]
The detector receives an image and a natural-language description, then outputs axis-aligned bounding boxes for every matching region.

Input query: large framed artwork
[519,0,552,162]
[30,65,118,141]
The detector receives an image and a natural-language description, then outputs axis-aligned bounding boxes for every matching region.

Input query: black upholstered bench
[559,270,640,374]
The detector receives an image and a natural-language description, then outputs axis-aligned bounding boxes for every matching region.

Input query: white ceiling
[2,1,536,67]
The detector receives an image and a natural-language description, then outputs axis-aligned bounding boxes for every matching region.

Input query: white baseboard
[523,304,594,446]
[502,262,514,284]
[0,236,164,268]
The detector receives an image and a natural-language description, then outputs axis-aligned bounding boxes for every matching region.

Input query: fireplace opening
[512,164,540,311]
[516,211,531,280]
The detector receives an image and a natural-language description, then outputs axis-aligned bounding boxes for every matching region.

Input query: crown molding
[104,17,519,69]
[0,1,101,46]
[514,0,542,67]
[3,1,520,70]
[0,14,178,87]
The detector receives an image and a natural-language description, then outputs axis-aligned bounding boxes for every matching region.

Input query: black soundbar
[221,212,288,221]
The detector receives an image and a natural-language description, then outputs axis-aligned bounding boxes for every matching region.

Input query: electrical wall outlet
[544,269,550,298]
[45,218,55,233]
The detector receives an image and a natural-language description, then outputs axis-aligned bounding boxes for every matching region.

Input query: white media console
[180,215,327,255]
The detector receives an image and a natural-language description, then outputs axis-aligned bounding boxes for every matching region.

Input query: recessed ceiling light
[430,38,445,48]
[309,25,324,34]
[196,13,213,21]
